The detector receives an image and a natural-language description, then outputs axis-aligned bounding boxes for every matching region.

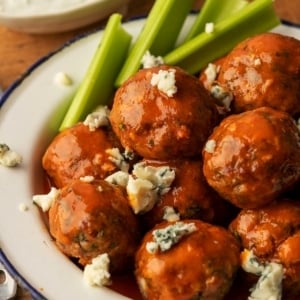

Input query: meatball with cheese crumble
[229,199,300,297]
[140,159,236,229]
[109,65,218,160]
[202,106,300,209]
[42,122,125,188]
[135,219,240,300]
[210,32,300,115]
[48,179,141,272]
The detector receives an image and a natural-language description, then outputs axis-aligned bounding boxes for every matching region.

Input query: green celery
[185,0,249,41]
[59,13,132,131]
[115,0,194,87]
[164,0,280,75]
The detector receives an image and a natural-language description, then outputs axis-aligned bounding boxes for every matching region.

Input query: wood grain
[0,0,298,299]
[0,0,203,91]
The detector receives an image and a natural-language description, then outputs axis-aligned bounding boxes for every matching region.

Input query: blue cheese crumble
[146,221,197,253]
[18,203,29,212]
[105,171,129,188]
[127,162,175,214]
[132,162,175,194]
[204,139,216,154]
[53,71,73,87]
[202,63,233,112]
[32,187,59,212]
[104,161,176,214]
[79,175,95,183]
[83,106,110,131]
[249,263,283,300]
[241,249,283,300]
[205,22,215,33]
[141,50,164,69]
[127,176,157,214]
[0,143,22,167]
[150,69,177,97]
[203,63,220,87]
[83,253,111,287]
[210,83,233,111]
[163,206,180,222]
[106,148,129,172]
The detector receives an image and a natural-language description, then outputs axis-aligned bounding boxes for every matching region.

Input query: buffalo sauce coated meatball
[135,220,240,300]
[202,106,300,209]
[215,33,300,115]
[141,159,236,229]
[48,179,141,272]
[109,65,218,160]
[42,123,124,188]
[229,200,300,296]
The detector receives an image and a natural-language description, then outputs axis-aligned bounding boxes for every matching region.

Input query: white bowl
[0,0,130,33]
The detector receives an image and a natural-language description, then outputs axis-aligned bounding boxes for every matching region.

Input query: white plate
[0,16,300,300]
[0,0,130,33]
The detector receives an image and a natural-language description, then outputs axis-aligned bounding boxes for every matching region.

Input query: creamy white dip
[0,0,98,15]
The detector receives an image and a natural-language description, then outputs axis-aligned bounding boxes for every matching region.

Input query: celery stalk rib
[164,0,280,75]
[59,14,132,131]
[115,0,194,87]
[185,0,249,42]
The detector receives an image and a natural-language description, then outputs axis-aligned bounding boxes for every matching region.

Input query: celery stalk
[59,14,132,131]
[164,0,280,75]
[115,0,194,87]
[185,0,249,41]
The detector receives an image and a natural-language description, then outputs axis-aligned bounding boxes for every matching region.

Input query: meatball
[49,179,141,272]
[202,106,300,209]
[215,33,300,115]
[135,220,240,300]
[109,65,218,160]
[42,122,124,188]
[229,199,300,296]
[141,159,236,229]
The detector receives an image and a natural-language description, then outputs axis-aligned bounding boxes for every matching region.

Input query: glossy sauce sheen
[135,220,240,299]
[42,123,122,188]
[41,177,144,299]
[48,180,141,270]
[217,33,300,116]
[109,65,218,160]
[203,107,300,209]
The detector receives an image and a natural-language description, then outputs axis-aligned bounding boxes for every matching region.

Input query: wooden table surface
[1,0,300,92]
[0,0,299,299]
